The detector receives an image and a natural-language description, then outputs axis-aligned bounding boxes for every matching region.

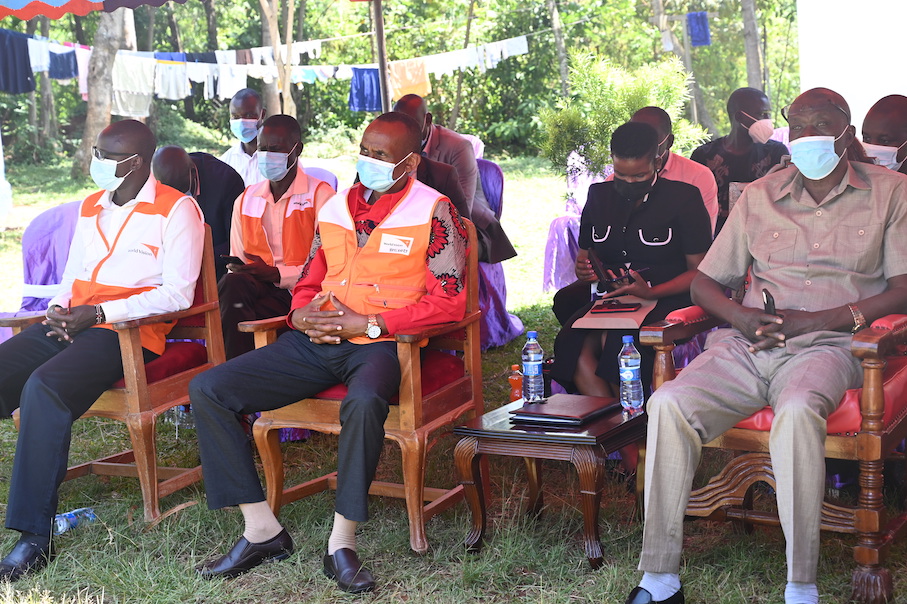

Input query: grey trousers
[638,328,863,583]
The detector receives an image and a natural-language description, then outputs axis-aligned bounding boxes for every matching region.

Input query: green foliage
[538,54,709,175]
[151,102,230,155]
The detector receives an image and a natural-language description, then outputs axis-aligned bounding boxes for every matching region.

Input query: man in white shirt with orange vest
[190,112,468,593]
[219,114,334,359]
[0,119,204,581]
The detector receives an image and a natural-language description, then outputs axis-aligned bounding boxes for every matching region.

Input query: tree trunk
[122,8,137,51]
[259,0,295,117]
[71,9,124,179]
[296,0,306,41]
[38,17,57,148]
[141,6,156,52]
[71,14,87,46]
[741,0,762,89]
[546,0,569,98]
[259,4,280,116]
[448,0,477,130]
[202,0,218,51]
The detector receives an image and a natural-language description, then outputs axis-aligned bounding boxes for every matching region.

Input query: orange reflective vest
[72,183,194,355]
[317,179,445,344]
[238,170,327,267]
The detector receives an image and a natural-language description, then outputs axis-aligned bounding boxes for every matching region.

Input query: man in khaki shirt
[625,88,907,604]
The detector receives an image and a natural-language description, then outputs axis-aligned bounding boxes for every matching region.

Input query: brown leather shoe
[323,548,376,593]
[625,586,684,604]
[197,528,293,579]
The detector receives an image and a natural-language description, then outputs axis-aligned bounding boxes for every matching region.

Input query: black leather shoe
[625,586,684,604]
[323,548,376,593]
[197,528,293,579]
[0,536,54,582]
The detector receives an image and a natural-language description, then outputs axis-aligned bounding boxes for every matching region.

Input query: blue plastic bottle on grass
[521,331,545,402]
[53,507,97,535]
[618,335,644,415]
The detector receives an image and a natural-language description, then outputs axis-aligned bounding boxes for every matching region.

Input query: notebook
[509,393,619,427]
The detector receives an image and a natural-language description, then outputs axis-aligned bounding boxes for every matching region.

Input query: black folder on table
[509,393,619,427]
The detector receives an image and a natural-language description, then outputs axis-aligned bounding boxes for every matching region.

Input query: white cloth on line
[217,64,248,100]
[112,90,154,118]
[215,49,236,65]
[186,62,217,100]
[27,37,50,73]
[73,46,91,98]
[502,35,528,58]
[155,60,191,100]
[112,51,157,95]
[246,64,279,83]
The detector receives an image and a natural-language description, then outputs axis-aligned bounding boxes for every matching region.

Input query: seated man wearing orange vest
[219,114,335,359]
[190,112,468,592]
[0,120,204,581]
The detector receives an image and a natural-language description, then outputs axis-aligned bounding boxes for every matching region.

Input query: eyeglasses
[91,146,137,161]
[781,99,849,122]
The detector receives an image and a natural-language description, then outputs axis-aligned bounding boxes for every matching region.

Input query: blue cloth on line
[154,52,187,62]
[0,28,36,93]
[48,49,78,80]
[687,11,711,47]
[349,67,382,112]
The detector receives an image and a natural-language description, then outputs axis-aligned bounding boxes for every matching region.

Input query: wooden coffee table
[453,399,647,569]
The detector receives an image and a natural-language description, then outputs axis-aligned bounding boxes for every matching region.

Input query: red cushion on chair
[111,341,208,388]
[734,356,907,434]
[314,349,465,402]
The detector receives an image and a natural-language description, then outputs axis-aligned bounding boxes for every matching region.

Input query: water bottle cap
[527,330,538,339]
[622,335,634,343]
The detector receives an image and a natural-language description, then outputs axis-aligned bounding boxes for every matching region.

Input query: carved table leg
[454,436,486,552]
[572,444,606,569]
[524,457,544,517]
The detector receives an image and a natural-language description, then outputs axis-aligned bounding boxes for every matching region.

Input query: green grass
[1,155,906,602]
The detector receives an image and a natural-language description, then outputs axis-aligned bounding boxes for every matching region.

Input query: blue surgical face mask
[789,128,848,180]
[230,118,261,144]
[356,152,413,193]
[258,144,298,182]
[90,154,136,192]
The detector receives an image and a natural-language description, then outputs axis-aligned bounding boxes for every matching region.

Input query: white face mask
[90,154,137,192]
[862,140,907,171]
[742,111,775,144]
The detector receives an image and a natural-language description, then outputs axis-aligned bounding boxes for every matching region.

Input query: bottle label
[523,361,542,377]
[619,367,640,382]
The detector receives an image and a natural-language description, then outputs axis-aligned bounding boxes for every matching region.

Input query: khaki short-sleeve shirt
[698,161,907,351]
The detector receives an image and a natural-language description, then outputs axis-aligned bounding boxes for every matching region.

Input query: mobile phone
[590,300,642,313]
[220,255,245,266]
[600,267,650,285]
[587,249,608,283]
[762,288,776,315]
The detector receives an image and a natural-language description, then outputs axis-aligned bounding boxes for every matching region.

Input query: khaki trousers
[638,329,863,582]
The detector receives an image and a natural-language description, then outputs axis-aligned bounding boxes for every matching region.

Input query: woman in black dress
[551,122,712,397]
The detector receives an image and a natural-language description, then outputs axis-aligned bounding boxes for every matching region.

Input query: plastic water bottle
[618,335,644,415]
[522,331,545,402]
[508,365,523,402]
[53,507,97,535]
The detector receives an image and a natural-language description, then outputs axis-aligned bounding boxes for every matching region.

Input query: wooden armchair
[0,225,225,521]
[241,219,484,554]
[640,306,907,603]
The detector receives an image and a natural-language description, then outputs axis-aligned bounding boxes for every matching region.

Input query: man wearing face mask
[219,88,267,187]
[218,114,334,359]
[691,87,788,233]
[189,112,467,592]
[624,88,907,604]
[152,146,245,280]
[0,119,204,581]
[862,94,907,175]
[549,121,711,399]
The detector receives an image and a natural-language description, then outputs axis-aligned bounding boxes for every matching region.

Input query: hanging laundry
[424,47,480,77]
[250,47,275,66]
[111,50,156,118]
[387,57,431,101]
[246,64,279,83]
[349,67,382,112]
[0,29,36,94]
[482,41,506,70]
[235,49,253,65]
[48,44,77,80]
[291,66,318,85]
[215,49,237,65]
[185,51,217,64]
[186,61,217,100]
[687,12,711,47]
[502,36,529,58]
[69,44,91,98]
[154,52,190,100]
[27,36,50,73]
[217,64,248,100]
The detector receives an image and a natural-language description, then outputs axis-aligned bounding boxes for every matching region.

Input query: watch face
[367,325,382,339]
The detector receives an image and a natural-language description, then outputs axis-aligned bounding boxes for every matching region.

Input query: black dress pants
[0,323,155,536]
[190,330,399,522]
[218,272,292,359]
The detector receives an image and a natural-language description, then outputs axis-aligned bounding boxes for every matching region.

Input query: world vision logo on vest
[127,244,160,259]
[378,233,414,255]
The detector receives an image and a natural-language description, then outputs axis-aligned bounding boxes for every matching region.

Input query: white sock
[639,572,681,601]
[785,582,818,604]
[238,501,283,544]
[327,512,358,555]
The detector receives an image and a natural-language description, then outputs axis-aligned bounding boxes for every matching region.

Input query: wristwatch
[847,303,867,333]
[366,314,382,339]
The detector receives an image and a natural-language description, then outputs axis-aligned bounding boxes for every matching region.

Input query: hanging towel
[27,37,50,73]
[185,51,217,64]
[660,30,674,52]
[688,11,711,46]
[48,44,77,80]
[250,47,275,66]
[246,64,279,83]
[111,51,156,118]
[236,49,253,65]
[186,61,216,99]
[502,35,528,58]
[73,45,91,97]
[215,49,236,65]
[349,67,382,112]
[217,64,248,100]
[387,57,431,101]
[0,29,36,93]
[154,52,190,100]
[112,91,154,118]
[291,66,318,85]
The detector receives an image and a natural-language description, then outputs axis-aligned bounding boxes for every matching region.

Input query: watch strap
[847,303,866,333]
